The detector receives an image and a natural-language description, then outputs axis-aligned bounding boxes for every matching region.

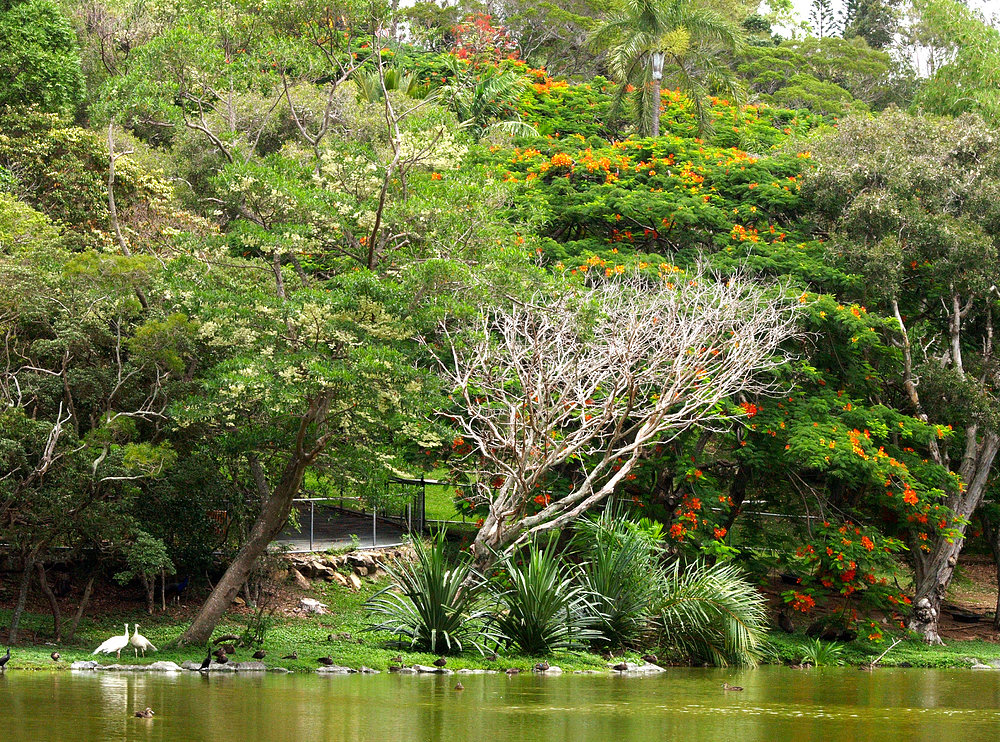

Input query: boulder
[358,666,380,674]
[146,661,183,672]
[413,664,452,674]
[291,568,311,590]
[71,660,99,671]
[299,597,328,615]
[988,658,1000,669]
[316,665,354,674]
[268,667,291,674]
[232,662,267,672]
[348,573,362,591]
[535,665,562,675]
[971,664,995,670]
[330,572,349,588]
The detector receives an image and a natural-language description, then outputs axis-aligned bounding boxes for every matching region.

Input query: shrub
[575,508,662,647]
[364,531,498,654]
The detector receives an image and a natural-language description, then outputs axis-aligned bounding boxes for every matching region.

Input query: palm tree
[592,0,746,136]
[441,57,538,140]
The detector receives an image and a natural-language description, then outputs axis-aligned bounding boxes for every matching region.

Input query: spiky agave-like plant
[364,531,499,654]
[492,539,603,655]
[574,507,663,648]
[653,559,769,666]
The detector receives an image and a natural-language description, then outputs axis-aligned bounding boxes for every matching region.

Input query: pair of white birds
[92,624,157,659]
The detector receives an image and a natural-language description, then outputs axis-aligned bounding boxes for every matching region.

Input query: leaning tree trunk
[909,430,1000,644]
[8,546,41,644]
[177,396,331,646]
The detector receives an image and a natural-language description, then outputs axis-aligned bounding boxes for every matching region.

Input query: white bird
[130,625,157,657]
[93,624,130,659]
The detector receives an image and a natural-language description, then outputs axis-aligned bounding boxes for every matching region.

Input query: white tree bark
[424,268,802,565]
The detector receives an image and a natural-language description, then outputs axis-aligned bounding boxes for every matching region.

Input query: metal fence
[274,476,443,553]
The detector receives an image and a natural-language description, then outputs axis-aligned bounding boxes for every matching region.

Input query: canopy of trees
[3,0,1000,646]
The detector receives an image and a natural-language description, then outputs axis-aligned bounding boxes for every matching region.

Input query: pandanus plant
[364,530,499,654]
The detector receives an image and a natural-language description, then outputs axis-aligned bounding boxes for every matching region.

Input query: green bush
[492,540,601,655]
[0,0,85,117]
[652,560,769,667]
[575,508,662,648]
[364,531,498,654]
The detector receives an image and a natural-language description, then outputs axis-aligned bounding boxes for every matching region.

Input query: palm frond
[652,560,769,667]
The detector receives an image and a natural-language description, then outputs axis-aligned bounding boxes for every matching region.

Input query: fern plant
[364,531,498,654]
[798,638,844,667]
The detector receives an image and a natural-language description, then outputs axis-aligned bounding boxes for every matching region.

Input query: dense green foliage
[3,0,1000,657]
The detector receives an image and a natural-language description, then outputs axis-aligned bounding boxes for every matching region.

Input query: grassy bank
[0,574,607,673]
[4,570,1000,673]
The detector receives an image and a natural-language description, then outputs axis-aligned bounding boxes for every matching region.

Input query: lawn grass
[0,574,611,673]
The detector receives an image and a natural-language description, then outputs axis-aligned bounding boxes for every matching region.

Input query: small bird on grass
[280,651,298,660]
[722,683,744,692]
[317,657,334,666]
[454,682,464,691]
[134,708,155,718]
[485,653,498,662]
[51,652,60,662]
[252,650,267,660]
[220,644,236,655]
[433,657,447,668]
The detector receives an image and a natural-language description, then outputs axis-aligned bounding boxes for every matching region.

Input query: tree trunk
[143,575,155,615]
[650,78,661,138]
[66,574,96,643]
[177,395,332,645]
[909,431,1000,643]
[35,561,61,642]
[8,547,40,643]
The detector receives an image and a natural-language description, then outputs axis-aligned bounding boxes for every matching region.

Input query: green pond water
[3,667,1000,741]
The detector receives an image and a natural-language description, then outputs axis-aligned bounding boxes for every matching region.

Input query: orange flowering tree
[800,111,1000,643]
[422,268,801,566]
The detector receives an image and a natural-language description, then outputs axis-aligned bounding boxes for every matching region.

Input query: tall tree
[909,0,1000,124]
[591,0,745,136]
[802,110,1000,643]
[842,0,900,50]
[809,0,839,38]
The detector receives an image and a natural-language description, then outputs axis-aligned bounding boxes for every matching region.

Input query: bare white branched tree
[424,268,802,565]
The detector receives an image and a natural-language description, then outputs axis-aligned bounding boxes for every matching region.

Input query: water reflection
[2,668,1000,742]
